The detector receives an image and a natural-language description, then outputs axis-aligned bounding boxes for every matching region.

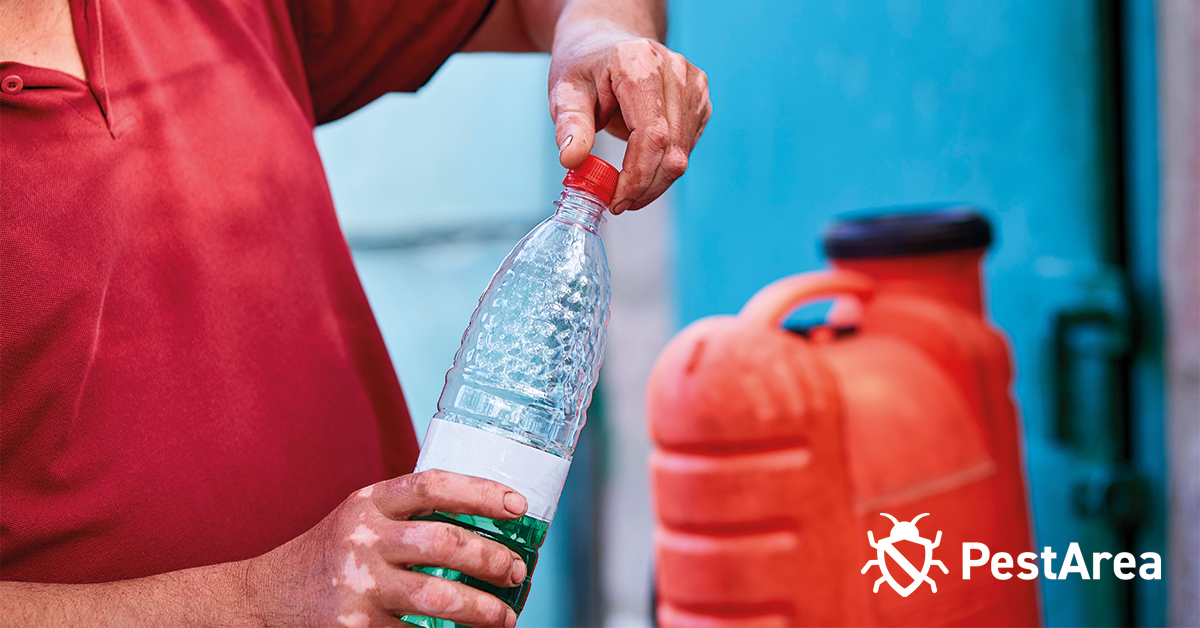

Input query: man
[0,0,710,625]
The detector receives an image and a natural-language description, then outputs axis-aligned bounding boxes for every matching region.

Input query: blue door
[669,1,1165,625]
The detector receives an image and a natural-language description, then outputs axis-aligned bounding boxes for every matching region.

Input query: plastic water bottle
[401,155,618,627]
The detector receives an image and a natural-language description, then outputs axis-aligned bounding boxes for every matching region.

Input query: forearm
[462,0,664,58]
[0,560,252,628]
[519,0,665,51]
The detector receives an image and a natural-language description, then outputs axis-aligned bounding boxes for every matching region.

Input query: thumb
[551,80,598,169]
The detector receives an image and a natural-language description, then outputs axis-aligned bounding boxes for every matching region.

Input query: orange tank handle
[739,269,876,328]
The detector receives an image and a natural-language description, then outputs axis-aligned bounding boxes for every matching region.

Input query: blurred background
[314,0,1197,626]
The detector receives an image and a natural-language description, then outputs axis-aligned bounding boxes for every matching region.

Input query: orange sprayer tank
[648,209,1040,627]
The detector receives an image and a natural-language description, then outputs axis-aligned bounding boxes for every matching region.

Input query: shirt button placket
[2,75,23,94]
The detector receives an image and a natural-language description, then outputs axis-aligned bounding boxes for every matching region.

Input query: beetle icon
[861,513,949,597]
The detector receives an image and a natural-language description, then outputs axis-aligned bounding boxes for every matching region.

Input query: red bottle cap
[563,155,620,206]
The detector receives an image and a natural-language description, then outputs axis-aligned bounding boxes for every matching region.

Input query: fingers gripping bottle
[402,156,618,627]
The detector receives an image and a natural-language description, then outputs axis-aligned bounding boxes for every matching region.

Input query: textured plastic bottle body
[403,188,610,627]
[438,189,610,460]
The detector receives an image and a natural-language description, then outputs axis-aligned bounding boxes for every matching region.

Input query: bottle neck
[554,187,607,233]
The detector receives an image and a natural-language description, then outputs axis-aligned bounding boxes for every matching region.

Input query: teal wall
[669,1,1165,625]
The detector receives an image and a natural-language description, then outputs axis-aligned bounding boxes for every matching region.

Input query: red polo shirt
[1,0,490,583]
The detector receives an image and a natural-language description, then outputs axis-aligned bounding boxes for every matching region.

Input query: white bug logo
[861,513,948,597]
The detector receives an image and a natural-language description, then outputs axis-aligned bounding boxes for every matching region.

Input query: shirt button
[1,75,23,94]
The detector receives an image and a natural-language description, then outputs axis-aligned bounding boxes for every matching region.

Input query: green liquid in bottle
[400,511,550,628]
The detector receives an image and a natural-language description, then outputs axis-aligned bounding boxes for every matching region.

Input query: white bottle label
[414,418,571,522]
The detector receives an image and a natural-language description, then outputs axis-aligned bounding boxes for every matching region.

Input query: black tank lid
[823,205,992,259]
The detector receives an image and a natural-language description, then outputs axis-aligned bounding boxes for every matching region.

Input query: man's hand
[247,470,527,627]
[550,29,711,215]
[464,0,711,215]
[0,470,527,628]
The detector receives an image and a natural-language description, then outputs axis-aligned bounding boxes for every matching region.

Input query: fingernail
[503,492,527,516]
[559,135,573,152]
[505,608,518,628]
[510,557,527,584]
[612,199,632,215]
